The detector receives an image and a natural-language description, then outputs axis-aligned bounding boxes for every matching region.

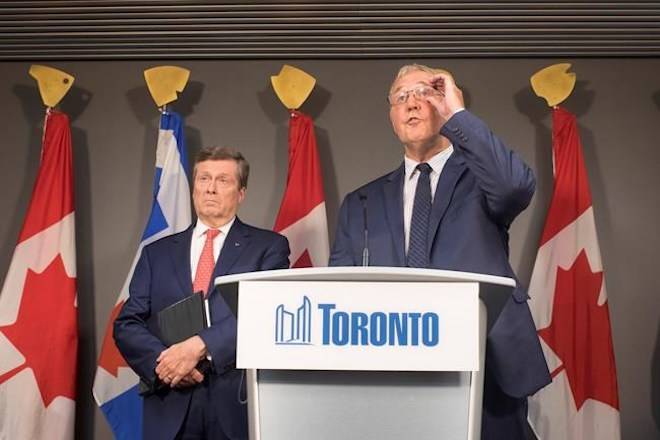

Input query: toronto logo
[275,295,441,347]
[275,296,312,345]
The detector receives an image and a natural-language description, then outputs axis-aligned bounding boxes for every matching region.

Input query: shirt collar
[404,145,454,179]
[193,216,236,239]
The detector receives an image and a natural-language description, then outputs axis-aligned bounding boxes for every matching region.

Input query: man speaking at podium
[115,147,290,440]
[330,64,551,439]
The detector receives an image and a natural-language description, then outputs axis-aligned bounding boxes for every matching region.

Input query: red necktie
[193,229,220,296]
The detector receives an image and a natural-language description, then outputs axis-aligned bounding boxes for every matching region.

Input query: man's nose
[204,180,217,194]
[406,96,421,110]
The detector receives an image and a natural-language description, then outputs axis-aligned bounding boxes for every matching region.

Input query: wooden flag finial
[144,66,190,108]
[28,65,75,108]
[271,65,316,110]
[530,63,576,107]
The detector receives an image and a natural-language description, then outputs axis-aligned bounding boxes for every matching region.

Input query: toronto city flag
[93,111,191,439]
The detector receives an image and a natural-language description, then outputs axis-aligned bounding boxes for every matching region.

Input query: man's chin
[402,135,433,147]
[199,209,222,221]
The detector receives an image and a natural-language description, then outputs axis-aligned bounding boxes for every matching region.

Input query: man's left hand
[427,72,465,126]
[155,335,207,387]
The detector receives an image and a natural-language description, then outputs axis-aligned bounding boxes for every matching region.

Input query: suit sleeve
[113,247,166,384]
[329,195,357,266]
[441,110,536,227]
[260,233,291,270]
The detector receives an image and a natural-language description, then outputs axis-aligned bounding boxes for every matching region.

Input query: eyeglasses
[388,84,440,106]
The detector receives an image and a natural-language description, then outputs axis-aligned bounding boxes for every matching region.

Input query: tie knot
[416,163,432,175]
[206,229,220,240]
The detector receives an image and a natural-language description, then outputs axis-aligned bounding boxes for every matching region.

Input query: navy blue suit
[330,110,550,438]
[114,218,290,440]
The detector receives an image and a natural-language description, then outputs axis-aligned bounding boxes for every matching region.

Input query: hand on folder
[138,291,211,395]
[156,335,208,387]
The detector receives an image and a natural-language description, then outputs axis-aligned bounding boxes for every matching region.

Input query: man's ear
[238,187,246,204]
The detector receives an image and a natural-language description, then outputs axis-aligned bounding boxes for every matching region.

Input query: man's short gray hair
[193,146,250,189]
[389,63,454,94]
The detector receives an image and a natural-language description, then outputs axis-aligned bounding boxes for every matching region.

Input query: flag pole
[29,65,75,158]
[527,63,621,440]
[271,64,330,268]
[0,63,78,440]
[94,65,193,439]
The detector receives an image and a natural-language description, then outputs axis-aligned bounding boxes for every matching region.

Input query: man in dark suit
[114,146,290,440]
[330,64,551,439]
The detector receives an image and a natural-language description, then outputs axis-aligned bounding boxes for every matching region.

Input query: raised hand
[426,72,465,126]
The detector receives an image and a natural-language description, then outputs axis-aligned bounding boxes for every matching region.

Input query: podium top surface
[214,267,515,288]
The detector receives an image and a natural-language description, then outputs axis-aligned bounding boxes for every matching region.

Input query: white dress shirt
[403,146,454,253]
[190,217,236,281]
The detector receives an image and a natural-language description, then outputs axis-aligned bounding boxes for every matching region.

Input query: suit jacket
[330,110,550,400]
[114,218,290,440]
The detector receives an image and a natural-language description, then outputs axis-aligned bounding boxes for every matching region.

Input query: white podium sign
[237,280,479,371]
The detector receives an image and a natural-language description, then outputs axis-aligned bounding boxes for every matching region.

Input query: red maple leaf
[292,249,313,268]
[0,255,77,407]
[538,249,619,411]
[97,300,129,376]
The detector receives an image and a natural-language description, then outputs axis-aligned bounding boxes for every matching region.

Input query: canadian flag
[274,110,329,267]
[0,110,78,439]
[528,107,620,439]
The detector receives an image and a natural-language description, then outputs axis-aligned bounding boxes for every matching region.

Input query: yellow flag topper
[271,65,316,110]
[144,66,190,108]
[530,63,576,107]
[28,65,75,108]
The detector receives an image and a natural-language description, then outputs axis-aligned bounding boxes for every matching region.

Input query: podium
[214,267,515,440]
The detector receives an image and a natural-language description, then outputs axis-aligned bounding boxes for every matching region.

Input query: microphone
[358,191,369,266]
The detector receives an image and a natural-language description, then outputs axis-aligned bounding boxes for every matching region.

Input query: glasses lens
[389,91,406,105]
[413,85,436,99]
[389,85,437,105]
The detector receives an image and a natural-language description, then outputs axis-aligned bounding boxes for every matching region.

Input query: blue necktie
[407,163,432,268]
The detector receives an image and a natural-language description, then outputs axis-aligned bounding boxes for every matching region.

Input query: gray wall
[1,59,659,439]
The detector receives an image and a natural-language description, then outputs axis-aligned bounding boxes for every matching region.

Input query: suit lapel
[428,153,467,250]
[213,217,249,281]
[383,164,406,266]
[170,226,194,297]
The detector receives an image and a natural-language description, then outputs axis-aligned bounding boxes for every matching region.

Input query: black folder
[157,291,208,346]
[139,292,209,395]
